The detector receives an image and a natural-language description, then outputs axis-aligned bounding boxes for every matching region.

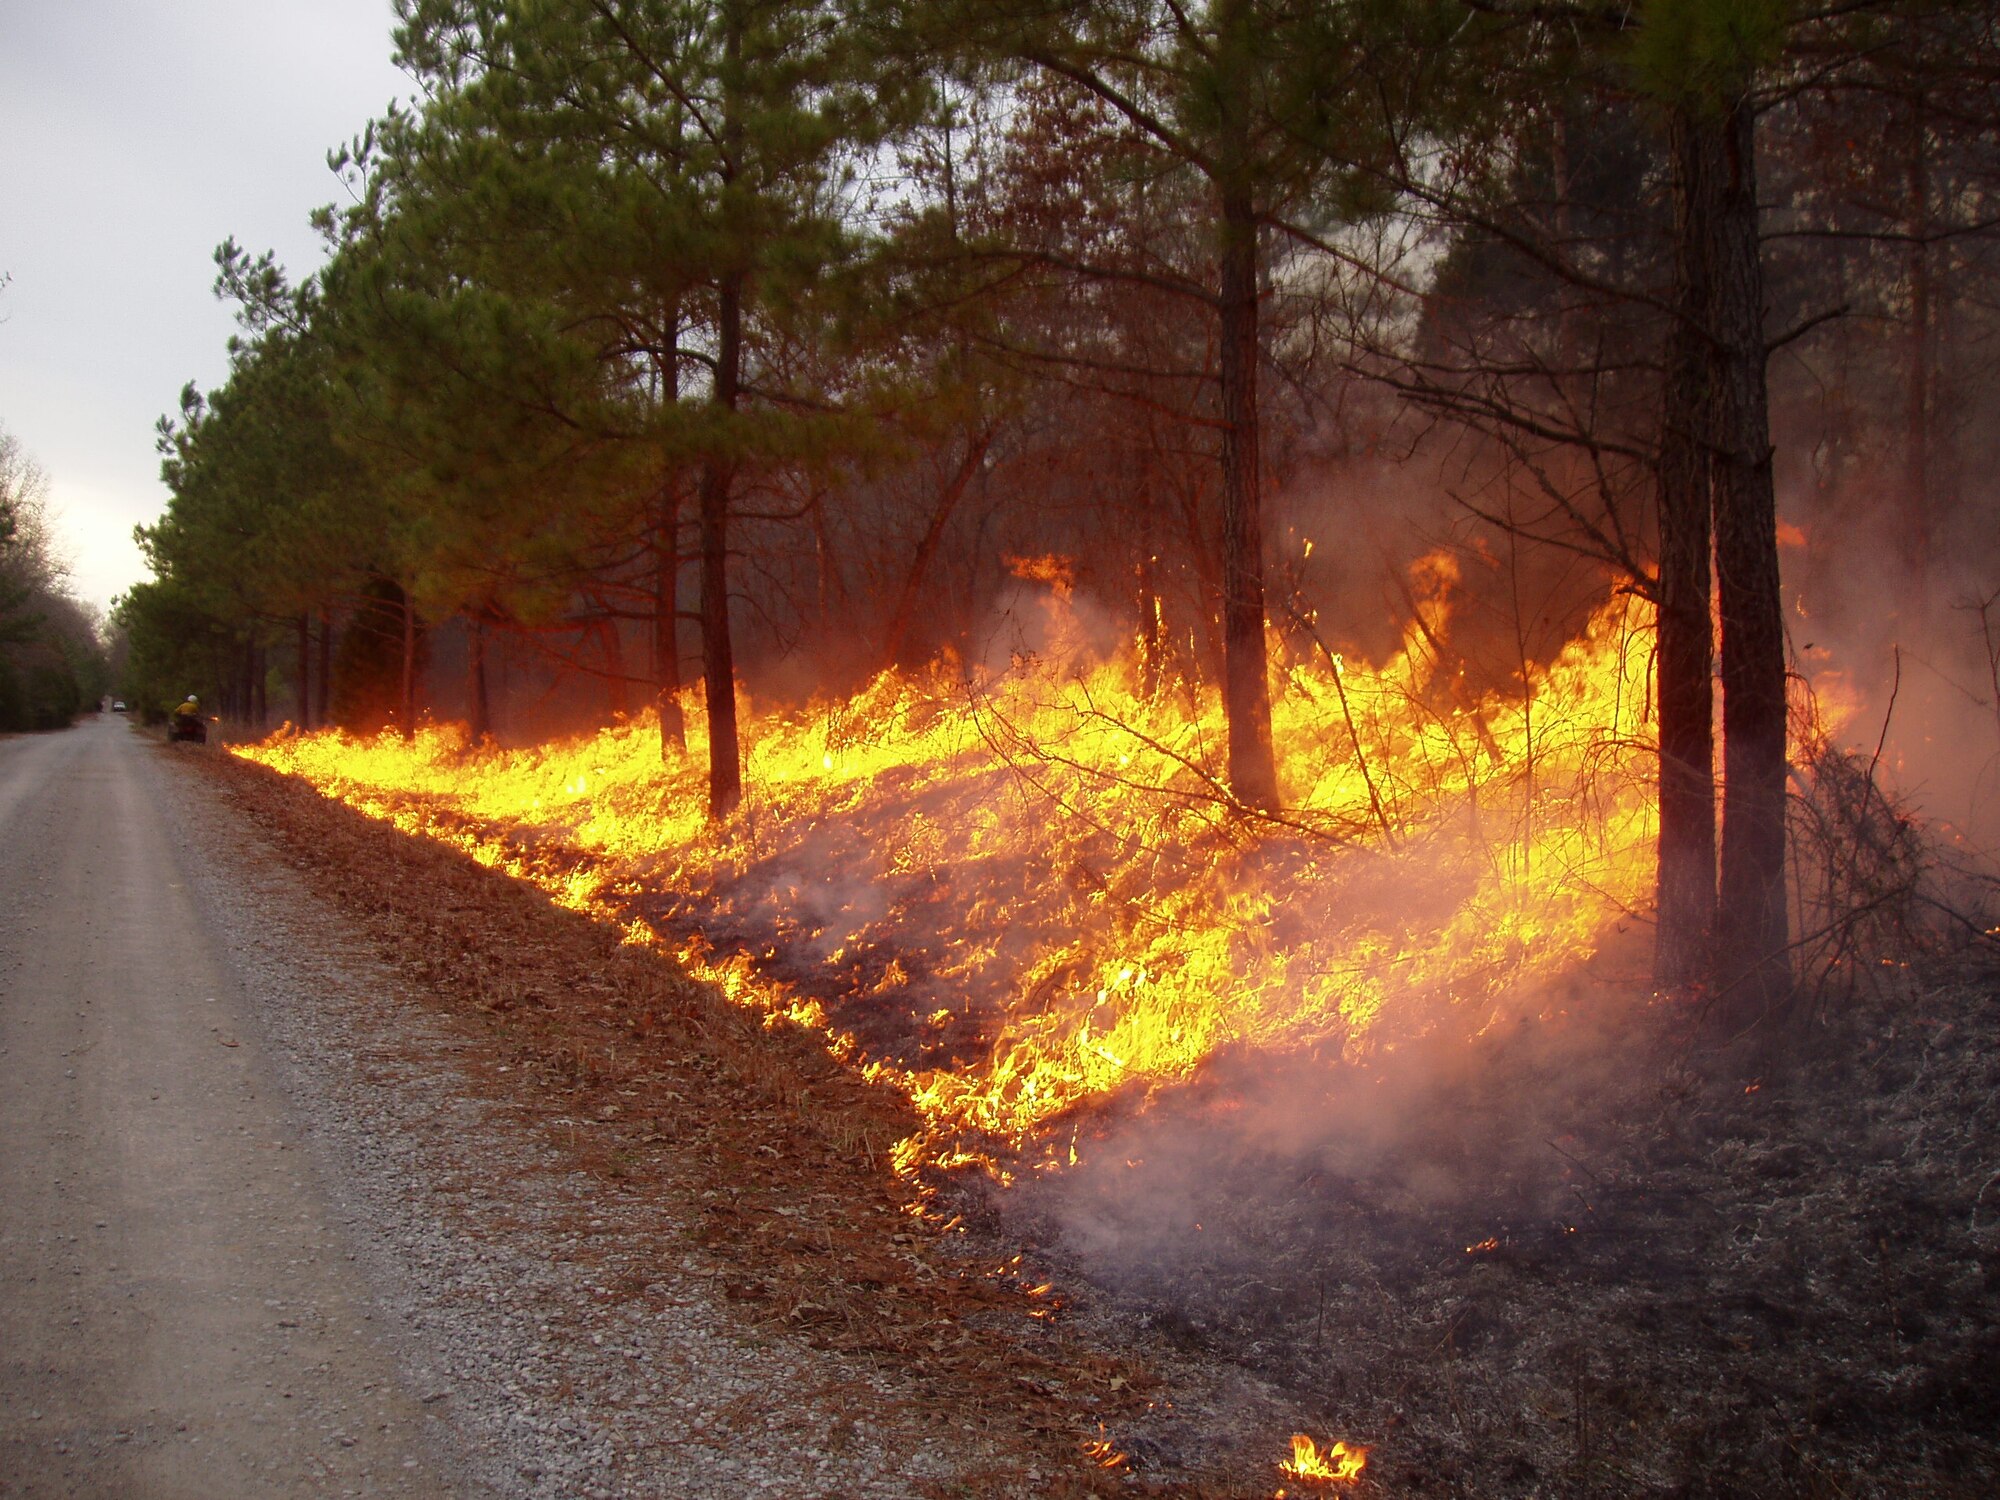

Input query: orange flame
[1006,552,1075,595]
[1082,1430,1129,1470]
[1280,1433,1368,1483]
[234,564,1676,1169]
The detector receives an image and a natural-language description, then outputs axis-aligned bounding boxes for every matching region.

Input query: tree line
[0,426,108,730]
[118,0,2000,1030]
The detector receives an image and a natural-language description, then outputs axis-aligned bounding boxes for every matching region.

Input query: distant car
[112,700,127,711]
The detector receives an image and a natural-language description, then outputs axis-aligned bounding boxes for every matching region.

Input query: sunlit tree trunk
[700,269,744,818]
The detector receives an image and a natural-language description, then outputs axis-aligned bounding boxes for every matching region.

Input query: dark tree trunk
[1706,98,1791,1022]
[1217,182,1278,811]
[809,488,847,641]
[592,613,629,719]
[1655,109,1720,990]
[881,428,992,671]
[1903,92,1932,580]
[469,613,491,743]
[653,478,686,757]
[1137,544,1163,701]
[316,609,332,727]
[654,302,687,760]
[296,613,312,731]
[248,639,266,734]
[700,271,743,819]
[400,588,418,741]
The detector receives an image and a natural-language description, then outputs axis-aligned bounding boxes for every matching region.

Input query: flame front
[1280,1433,1368,1482]
[235,569,1663,1166]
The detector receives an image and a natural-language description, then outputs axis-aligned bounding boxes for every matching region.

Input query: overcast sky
[0,0,412,615]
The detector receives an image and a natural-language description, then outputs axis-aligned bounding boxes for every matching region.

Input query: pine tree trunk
[1217,182,1278,811]
[700,271,744,819]
[653,478,685,757]
[316,609,332,728]
[1707,98,1791,1022]
[593,613,629,718]
[469,614,491,742]
[250,640,266,733]
[810,489,845,641]
[400,588,417,741]
[1655,109,1719,989]
[699,10,745,819]
[296,613,312,731]
[1137,544,1163,701]
[654,303,686,760]
[1903,92,1932,580]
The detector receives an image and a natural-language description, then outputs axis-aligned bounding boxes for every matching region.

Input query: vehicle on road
[169,695,207,744]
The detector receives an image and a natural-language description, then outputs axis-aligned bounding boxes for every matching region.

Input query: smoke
[1779,459,2000,858]
[968,570,1131,680]
[1273,446,1629,704]
[735,829,892,965]
[1023,974,1658,1314]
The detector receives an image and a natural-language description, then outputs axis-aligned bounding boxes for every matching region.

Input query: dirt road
[0,716,461,1498]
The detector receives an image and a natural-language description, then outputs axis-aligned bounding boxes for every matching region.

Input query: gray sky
[0,0,411,615]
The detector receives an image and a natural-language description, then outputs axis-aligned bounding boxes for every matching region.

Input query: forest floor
[203,742,2000,1499]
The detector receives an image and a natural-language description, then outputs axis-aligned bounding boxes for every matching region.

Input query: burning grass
[233,570,1662,1174]
[201,675,2000,1496]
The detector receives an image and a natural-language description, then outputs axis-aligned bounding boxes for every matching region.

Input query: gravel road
[0,715,461,1497]
[0,717,1069,1499]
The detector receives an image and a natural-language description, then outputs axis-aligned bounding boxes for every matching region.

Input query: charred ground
[1010,989,2000,1498]
[207,745,1999,1499]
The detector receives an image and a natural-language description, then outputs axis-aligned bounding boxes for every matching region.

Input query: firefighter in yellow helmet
[170,694,206,743]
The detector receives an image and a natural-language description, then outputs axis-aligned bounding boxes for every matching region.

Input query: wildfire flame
[235,564,1666,1168]
[1279,1433,1368,1483]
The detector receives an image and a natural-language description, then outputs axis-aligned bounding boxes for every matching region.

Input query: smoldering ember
[77,3,2000,1497]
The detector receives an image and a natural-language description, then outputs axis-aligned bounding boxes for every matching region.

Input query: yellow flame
[235,568,1670,1166]
[1280,1434,1368,1482]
